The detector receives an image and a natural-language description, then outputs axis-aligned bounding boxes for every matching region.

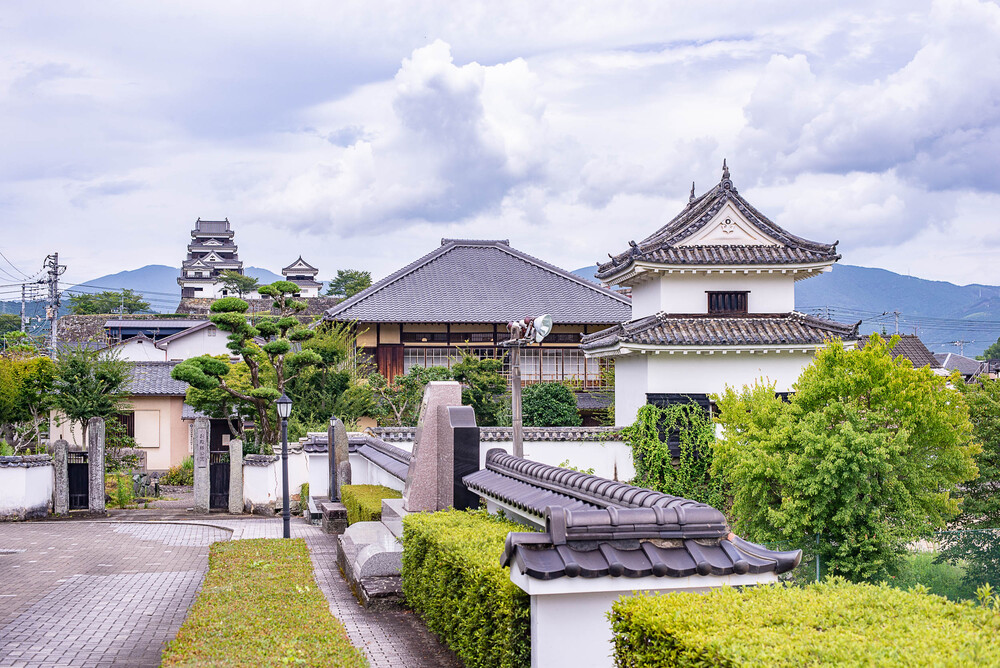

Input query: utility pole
[953,340,971,357]
[20,284,27,332]
[44,253,65,358]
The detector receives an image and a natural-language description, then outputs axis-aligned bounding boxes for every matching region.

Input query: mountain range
[6,262,999,358]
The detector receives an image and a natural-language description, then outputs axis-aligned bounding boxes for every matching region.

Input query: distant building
[935,352,985,381]
[177,218,247,299]
[583,162,859,425]
[282,256,323,298]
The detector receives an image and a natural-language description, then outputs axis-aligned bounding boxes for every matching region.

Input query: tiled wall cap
[0,454,53,468]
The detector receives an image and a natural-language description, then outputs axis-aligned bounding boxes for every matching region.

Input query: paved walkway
[0,516,461,668]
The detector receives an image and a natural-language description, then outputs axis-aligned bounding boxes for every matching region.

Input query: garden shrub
[402,509,530,668]
[105,473,134,509]
[522,382,581,427]
[161,456,194,486]
[340,484,401,525]
[609,577,1000,667]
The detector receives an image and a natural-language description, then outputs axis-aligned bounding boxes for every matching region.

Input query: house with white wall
[582,162,859,425]
[155,320,232,361]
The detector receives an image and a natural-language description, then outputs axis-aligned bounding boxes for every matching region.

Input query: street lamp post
[276,393,293,539]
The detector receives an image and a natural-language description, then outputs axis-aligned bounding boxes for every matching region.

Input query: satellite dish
[533,314,553,343]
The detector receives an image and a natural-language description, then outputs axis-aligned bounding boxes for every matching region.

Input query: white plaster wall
[629,279,661,319]
[162,326,232,361]
[657,272,795,314]
[111,339,165,362]
[614,354,650,427]
[0,465,53,519]
[347,452,406,491]
[242,451,311,507]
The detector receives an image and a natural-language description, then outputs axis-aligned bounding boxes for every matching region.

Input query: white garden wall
[0,457,54,520]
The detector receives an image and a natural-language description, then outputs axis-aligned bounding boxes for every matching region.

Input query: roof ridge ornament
[689,181,696,203]
[720,158,736,193]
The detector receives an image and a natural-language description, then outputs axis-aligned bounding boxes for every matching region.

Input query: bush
[162,539,367,667]
[609,577,1000,667]
[105,473,135,509]
[340,484,401,525]
[161,457,194,486]
[522,382,581,427]
[401,509,530,668]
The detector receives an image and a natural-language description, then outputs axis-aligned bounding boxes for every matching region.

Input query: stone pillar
[329,417,351,501]
[53,439,69,515]
[193,417,210,514]
[228,438,243,514]
[448,406,480,511]
[403,381,462,512]
[87,417,105,514]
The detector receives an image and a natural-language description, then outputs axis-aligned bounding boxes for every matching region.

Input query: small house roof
[596,162,839,280]
[859,334,940,368]
[153,320,218,349]
[580,312,859,351]
[125,362,188,396]
[934,352,984,376]
[324,239,631,324]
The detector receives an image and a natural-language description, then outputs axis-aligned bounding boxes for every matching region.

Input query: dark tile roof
[596,165,838,280]
[367,426,622,442]
[463,449,800,580]
[859,334,940,368]
[126,362,188,396]
[580,312,859,351]
[282,256,319,273]
[324,239,631,324]
[353,435,412,481]
[935,353,984,377]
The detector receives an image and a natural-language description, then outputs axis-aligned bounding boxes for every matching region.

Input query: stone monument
[329,417,351,501]
[193,417,210,514]
[403,381,462,512]
[53,439,69,515]
[87,417,105,514]
[228,437,243,514]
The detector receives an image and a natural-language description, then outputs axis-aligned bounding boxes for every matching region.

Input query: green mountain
[572,264,1000,358]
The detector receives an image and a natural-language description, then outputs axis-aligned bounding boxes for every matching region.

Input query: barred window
[707,291,748,314]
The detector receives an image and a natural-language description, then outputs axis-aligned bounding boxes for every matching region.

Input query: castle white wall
[614,354,650,426]
[628,272,797,317]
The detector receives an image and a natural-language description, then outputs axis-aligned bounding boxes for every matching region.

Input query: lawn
[162,538,368,667]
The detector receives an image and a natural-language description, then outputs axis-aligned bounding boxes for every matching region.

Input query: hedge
[401,509,530,668]
[162,539,367,667]
[609,577,1000,667]
[340,484,401,525]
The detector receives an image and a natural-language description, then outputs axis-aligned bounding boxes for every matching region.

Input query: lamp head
[533,314,553,343]
[276,393,293,419]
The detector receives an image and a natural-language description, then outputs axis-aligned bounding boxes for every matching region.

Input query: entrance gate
[209,451,230,510]
[67,451,89,510]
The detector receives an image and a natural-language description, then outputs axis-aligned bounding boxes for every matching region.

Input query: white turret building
[281,257,323,298]
[581,163,859,425]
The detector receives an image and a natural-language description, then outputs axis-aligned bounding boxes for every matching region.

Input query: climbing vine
[621,403,724,509]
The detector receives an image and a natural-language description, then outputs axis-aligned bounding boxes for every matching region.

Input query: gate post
[193,417,210,514]
[87,417,106,514]
[229,438,243,514]
[53,439,69,515]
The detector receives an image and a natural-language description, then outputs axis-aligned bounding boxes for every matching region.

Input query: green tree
[522,382,582,427]
[171,282,322,444]
[713,335,980,582]
[368,366,452,426]
[938,378,1000,589]
[0,355,56,452]
[0,314,20,336]
[621,403,723,509]
[450,352,507,426]
[182,356,259,441]
[68,289,151,315]
[325,269,372,298]
[218,270,259,298]
[52,345,132,445]
[979,337,1000,360]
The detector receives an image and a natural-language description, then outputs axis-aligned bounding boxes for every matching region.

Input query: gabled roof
[126,362,188,396]
[282,256,318,274]
[580,312,859,352]
[859,334,940,368]
[324,239,632,324]
[153,320,218,349]
[934,352,984,377]
[596,162,839,280]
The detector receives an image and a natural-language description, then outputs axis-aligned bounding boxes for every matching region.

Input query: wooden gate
[209,451,229,510]
[67,451,89,510]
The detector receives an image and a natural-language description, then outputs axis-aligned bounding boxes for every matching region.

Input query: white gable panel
[677,202,781,246]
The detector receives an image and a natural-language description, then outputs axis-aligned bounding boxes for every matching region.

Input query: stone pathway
[0,517,461,667]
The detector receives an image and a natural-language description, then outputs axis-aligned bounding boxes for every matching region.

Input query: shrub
[522,382,581,427]
[162,539,367,667]
[402,509,530,668]
[609,577,1000,667]
[161,457,194,486]
[105,473,134,509]
[340,484,401,525]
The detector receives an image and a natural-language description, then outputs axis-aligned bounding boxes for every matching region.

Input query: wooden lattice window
[707,291,748,314]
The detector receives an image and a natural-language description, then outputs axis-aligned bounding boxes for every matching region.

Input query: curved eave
[599,259,836,287]
[583,339,859,358]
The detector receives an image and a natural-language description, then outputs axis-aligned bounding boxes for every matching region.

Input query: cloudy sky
[2,0,1000,291]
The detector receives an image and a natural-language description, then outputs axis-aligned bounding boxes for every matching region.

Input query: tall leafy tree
[0,355,56,451]
[171,282,322,444]
[979,337,1000,360]
[450,352,507,426]
[0,314,20,336]
[324,269,372,298]
[218,270,259,298]
[52,345,132,445]
[368,366,452,426]
[713,334,979,582]
[522,382,582,427]
[68,289,151,315]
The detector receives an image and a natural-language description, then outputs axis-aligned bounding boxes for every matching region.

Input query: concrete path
[0,517,461,668]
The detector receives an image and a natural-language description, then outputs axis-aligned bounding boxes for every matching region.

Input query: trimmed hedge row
[610,578,1000,667]
[162,539,367,667]
[401,509,530,668]
[340,484,401,525]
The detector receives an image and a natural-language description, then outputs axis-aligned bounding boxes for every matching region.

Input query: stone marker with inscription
[53,439,69,515]
[329,417,351,501]
[228,437,243,514]
[193,417,210,514]
[403,381,462,512]
[87,417,105,514]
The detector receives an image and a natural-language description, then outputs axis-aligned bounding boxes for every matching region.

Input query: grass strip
[162,538,368,668]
